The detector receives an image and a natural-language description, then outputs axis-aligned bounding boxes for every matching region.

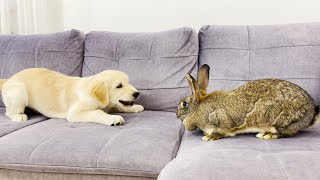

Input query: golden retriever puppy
[0,68,144,126]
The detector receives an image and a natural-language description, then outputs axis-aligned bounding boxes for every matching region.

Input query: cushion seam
[263,140,289,180]
[209,78,320,81]
[0,169,157,179]
[34,38,43,68]
[0,163,159,176]
[82,60,96,75]
[149,33,157,59]
[95,113,141,167]
[115,34,127,61]
[95,130,124,168]
[83,55,198,61]
[0,51,83,54]
[28,128,75,164]
[177,148,269,157]
[69,57,83,76]
[170,123,185,160]
[176,148,320,157]
[0,117,49,138]
[1,36,17,77]
[123,127,179,139]
[247,25,251,80]
[199,44,320,51]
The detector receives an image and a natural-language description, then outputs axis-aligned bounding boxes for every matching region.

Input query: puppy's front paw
[9,114,28,122]
[107,115,125,126]
[131,104,144,113]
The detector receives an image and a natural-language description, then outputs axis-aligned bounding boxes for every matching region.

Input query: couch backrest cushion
[0,30,85,107]
[83,28,198,111]
[199,23,320,104]
[0,29,85,78]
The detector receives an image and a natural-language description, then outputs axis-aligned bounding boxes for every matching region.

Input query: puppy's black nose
[132,92,140,99]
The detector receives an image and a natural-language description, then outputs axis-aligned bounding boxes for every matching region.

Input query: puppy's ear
[198,64,210,91]
[186,74,200,101]
[90,81,109,106]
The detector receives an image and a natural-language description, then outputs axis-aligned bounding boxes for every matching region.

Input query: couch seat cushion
[0,111,183,178]
[0,107,48,137]
[158,126,320,180]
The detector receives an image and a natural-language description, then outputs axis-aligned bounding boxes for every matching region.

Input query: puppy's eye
[182,102,188,108]
[116,83,122,88]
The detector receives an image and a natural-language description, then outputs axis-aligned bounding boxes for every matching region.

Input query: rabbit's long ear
[186,74,200,101]
[198,64,210,91]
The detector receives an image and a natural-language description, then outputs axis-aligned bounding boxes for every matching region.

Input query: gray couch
[0,23,319,180]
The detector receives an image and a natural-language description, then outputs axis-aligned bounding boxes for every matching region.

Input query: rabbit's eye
[182,102,188,108]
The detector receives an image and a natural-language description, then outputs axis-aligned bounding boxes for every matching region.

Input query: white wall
[62,0,320,32]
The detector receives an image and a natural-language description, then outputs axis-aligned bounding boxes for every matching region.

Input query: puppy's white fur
[0,68,144,126]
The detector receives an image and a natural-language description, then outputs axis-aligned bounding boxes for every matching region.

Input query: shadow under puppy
[177,64,320,141]
[0,68,144,126]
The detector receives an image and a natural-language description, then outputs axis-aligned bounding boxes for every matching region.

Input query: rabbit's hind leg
[256,132,279,139]
[202,132,229,141]
[275,120,308,138]
[274,112,314,138]
[257,120,307,139]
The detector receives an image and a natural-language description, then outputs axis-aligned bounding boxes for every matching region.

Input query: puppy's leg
[2,83,28,122]
[116,104,144,113]
[68,109,125,126]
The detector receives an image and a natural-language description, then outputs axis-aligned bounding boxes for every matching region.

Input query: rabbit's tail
[0,79,6,91]
[309,105,320,127]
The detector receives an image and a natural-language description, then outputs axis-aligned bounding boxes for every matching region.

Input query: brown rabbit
[176,64,320,141]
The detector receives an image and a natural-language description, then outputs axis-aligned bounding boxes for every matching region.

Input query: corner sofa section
[158,23,320,180]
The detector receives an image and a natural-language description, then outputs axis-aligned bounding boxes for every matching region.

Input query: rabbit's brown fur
[176,64,320,141]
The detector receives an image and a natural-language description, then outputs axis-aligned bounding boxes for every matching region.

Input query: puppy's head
[102,70,139,107]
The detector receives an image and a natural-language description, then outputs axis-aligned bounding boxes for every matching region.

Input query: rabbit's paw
[202,134,222,141]
[256,132,279,139]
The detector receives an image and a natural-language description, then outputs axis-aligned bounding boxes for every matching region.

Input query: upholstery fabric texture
[0,29,85,78]
[158,126,320,180]
[0,168,155,180]
[0,107,47,137]
[0,29,85,107]
[198,23,320,104]
[1,23,320,180]
[82,27,199,112]
[0,111,184,178]
[158,22,320,180]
